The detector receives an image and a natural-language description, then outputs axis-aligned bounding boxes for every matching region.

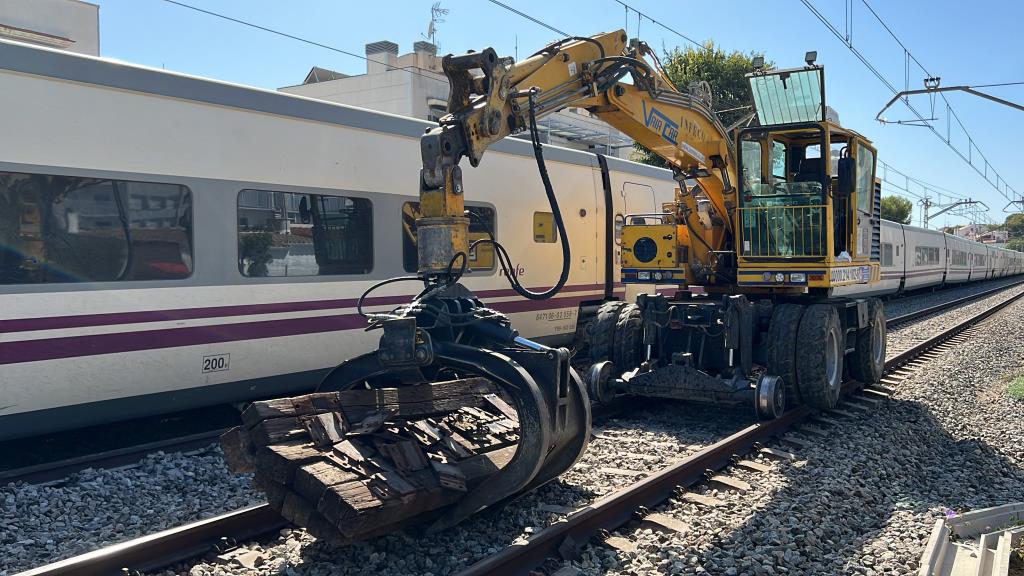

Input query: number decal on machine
[202,354,231,373]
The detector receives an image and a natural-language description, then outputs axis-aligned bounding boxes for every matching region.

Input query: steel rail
[0,429,228,485]
[15,504,286,576]
[16,279,1024,576]
[886,288,1024,369]
[455,284,1024,576]
[456,407,811,576]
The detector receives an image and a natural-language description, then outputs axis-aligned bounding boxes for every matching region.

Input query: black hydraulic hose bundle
[469,89,572,301]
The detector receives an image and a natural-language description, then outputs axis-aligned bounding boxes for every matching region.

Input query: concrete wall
[0,0,99,56]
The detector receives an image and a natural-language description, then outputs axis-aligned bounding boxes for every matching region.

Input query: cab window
[771,141,787,180]
[855,146,875,214]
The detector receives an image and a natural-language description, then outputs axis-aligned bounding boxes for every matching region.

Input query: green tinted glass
[749,68,824,125]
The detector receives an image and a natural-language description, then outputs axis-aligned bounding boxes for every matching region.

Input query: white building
[279,40,635,158]
[954,223,1008,244]
[0,0,98,56]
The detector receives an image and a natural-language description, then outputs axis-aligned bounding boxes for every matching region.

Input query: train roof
[0,38,671,182]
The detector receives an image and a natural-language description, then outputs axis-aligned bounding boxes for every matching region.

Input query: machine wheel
[613,303,643,372]
[796,304,844,410]
[850,298,886,384]
[754,374,786,420]
[588,301,625,362]
[587,360,616,405]
[767,303,805,406]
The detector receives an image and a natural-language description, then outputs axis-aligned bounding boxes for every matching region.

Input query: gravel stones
[552,298,1024,575]
[886,283,1024,357]
[161,405,743,576]
[0,446,262,575]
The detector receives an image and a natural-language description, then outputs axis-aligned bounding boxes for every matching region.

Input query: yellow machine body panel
[620,220,688,285]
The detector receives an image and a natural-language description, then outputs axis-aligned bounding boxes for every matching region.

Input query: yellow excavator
[277,30,886,533]
[398,28,885,408]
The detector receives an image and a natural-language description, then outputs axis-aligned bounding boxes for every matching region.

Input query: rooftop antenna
[423,2,448,48]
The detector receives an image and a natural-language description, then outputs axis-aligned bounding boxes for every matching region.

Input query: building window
[0,172,192,284]
[427,102,447,123]
[237,190,372,277]
[881,243,893,267]
[533,211,557,243]
[402,202,495,273]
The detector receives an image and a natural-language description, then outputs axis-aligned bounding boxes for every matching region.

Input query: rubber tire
[767,303,805,406]
[588,301,626,363]
[613,304,644,372]
[850,298,886,384]
[796,304,844,410]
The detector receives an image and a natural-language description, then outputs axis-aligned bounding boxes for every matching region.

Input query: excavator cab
[736,64,880,292]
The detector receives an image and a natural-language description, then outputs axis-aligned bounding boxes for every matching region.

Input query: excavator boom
[418,30,737,284]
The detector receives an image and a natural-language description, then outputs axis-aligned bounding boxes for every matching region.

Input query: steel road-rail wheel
[850,298,886,384]
[755,374,786,420]
[613,303,643,372]
[767,303,805,406]
[796,304,844,410]
[588,300,626,362]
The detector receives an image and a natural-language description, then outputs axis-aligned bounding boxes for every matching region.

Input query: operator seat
[795,157,822,183]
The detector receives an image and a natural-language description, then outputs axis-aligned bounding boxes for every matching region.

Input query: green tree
[239,231,274,277]
[1003,213,1024,239]
[881,195,913,224]
[631,41,766,168]
[1007,238,1024,252]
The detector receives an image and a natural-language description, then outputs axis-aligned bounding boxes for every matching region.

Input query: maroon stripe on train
[0,283,624,333]
[0,293,599,365]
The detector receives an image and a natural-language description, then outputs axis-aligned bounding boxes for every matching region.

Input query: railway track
[13,281,1024,576]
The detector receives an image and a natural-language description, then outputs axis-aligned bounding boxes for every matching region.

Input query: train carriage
[875,219,906,294]
[0,38,676,439]
[901,224,947,290]
[944,233,973,284]
[968,238,989,281]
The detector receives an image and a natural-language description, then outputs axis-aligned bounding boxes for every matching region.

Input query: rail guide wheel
[587,360,617,405]
[754,374,786,420]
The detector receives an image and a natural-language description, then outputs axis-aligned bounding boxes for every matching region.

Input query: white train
[1,40,1020,440]
[0,39,673,440]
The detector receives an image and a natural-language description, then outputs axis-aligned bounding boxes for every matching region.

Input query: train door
[622,181,657,218]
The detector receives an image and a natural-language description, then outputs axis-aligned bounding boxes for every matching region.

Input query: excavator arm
[418,30,738,285]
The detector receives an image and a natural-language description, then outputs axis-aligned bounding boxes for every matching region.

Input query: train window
[533,212,557,243]
[0,171,192,284]
[914,246,940,266]
[881,243,893,267]
[402,202,495,273]
[952,250,967,267]
[237,190,372,277]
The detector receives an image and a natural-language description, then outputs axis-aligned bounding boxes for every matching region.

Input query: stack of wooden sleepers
[221,377,520,542]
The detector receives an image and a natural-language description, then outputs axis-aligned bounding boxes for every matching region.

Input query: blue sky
[95,0,1023,228]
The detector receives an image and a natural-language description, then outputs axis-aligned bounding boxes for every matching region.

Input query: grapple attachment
[221,286,590,542]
